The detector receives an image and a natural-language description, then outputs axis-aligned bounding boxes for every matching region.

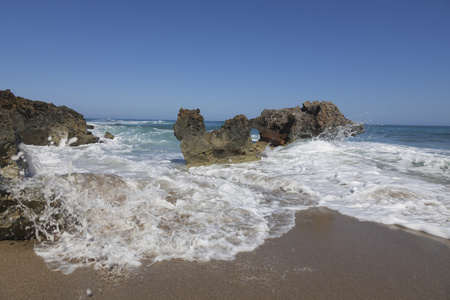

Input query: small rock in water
[104,131,114,139]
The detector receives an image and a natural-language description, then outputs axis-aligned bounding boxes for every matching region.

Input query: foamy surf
[8,120,450,274]
[12,170,274,274]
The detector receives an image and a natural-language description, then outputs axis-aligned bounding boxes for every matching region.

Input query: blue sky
[1,0,449,125]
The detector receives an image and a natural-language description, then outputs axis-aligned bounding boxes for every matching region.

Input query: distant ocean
[14,119,450,274]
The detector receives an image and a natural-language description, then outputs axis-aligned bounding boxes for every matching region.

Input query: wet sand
[1,207,449,299]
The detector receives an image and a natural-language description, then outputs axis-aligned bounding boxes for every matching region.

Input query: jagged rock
[173,109,266,167]
[173,108,206,140]
[251,100,364,146]
[104,132,114,139]
[173,101,363,167]
[0,89,99,179]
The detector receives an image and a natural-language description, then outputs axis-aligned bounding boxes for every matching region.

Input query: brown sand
[1,207,449,299]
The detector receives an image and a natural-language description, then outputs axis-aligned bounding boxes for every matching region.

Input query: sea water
[9,120,450,274]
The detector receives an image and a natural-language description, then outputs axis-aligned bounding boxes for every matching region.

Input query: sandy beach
[1,207,449,299]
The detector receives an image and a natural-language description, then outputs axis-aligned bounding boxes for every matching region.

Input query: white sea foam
[67,137,78,146]
[91,119,172,126]
[11,151,24,161]
[16,170,272,274]
[190,139,450,239]
[10,121,450,275]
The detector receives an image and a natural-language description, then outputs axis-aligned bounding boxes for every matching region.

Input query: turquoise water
[14,120,450,274]
[355,125,450,150]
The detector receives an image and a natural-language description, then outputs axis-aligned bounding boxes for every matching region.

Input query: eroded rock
[173,108,265,167]
[251,100,364,146]
[174,101,364,166]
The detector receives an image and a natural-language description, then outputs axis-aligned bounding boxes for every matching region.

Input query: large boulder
[251,100,364,146]
[173,109,266,167]
[0,89,99,179]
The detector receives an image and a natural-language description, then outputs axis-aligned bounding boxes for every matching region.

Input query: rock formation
[1,91,364,240]
[0,89,100,240]
[173,109,266,167]
[174,101,364,165]
[251,100,364,146]
[0,89,99,179]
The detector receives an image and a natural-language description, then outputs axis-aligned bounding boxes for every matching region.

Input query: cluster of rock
[1,89,364,240]
[174,100,364,167]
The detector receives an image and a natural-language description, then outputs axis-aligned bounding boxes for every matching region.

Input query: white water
[8,121,450,274]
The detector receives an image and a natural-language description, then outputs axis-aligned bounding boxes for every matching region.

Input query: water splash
[6,120,449,275]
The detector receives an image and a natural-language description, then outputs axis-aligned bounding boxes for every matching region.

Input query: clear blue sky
[1,0,449,125]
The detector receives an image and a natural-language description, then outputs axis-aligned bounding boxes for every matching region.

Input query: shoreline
[1,207,449,299]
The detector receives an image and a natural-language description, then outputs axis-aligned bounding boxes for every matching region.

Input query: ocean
[12,120,450,274]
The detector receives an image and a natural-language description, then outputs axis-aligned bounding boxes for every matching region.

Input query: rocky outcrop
[251,101,364,146]
[0,89,101,240]
[0,89,99,179]
[173,109,266,167]
[174,101,364,166]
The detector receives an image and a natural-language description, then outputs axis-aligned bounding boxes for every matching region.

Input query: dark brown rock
[259,131,288,146]
[0,89,99,179]
[0,179,64,240]
[0,187,36,240]
[251,100,364,146]
[173,109,265,167]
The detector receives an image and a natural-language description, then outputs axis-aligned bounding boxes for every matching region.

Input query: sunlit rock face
[251,100,365,146]
[173,101,364,167]
[173,108,265,167]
